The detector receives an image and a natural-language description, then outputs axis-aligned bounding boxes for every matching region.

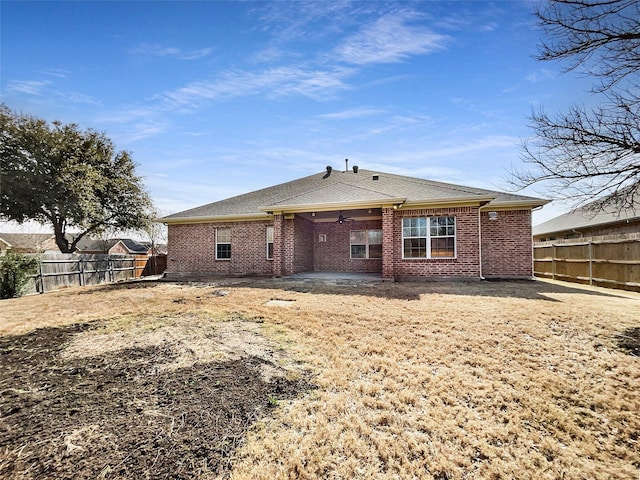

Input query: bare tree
[513,0,640,212]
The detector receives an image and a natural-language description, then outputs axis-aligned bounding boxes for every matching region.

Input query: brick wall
[166,208,534,279]
[166,221,274,277]
[313,220,383,272]
[294,216,315,273]
[481,210,533,278]
[383,207,481,279]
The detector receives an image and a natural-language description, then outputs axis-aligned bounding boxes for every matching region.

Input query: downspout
[478,209,485,280]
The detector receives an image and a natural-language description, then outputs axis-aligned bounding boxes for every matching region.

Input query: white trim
[401,215,457,260]
[215,227,231,260]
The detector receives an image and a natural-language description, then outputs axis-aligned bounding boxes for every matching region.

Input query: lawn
[1,278,638,479]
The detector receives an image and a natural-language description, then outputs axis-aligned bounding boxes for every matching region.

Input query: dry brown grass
[1,278,639,479]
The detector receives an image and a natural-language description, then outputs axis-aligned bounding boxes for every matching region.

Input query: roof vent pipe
[352,165,359,173]
[344,158,349,172]
[326,165,332,173]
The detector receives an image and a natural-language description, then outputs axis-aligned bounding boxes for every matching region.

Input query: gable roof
[75,238,150,254]
[533,201,640,237]
[161,169,548,224]
[0,233,56,251]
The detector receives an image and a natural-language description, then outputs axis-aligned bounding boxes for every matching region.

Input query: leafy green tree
[0,105,152,252]
[514,0,640,211]
[0,251,39,299]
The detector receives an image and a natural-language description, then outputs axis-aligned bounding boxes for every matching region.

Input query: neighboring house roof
[75,238,150,254]
[0,233,56,252]
[533,201,640,237]
[161,169,548,223]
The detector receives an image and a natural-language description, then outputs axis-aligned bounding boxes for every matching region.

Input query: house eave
[160,213,272,225]
[260,198,407,214]
[481,199,551,211]
[400,195,496,210]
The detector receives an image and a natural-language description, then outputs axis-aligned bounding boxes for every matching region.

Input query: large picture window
[216,228,231,260]
[402,216,455,258]
[350,229,382,259]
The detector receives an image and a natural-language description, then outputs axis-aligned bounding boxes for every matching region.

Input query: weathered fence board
[25,254,137,294]
[534,233,640,292]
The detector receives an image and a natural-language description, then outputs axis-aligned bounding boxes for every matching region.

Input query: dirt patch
[616,326,640,356]
[0,319,313,479]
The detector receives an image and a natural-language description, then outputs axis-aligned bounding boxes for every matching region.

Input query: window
[216,228,231,260]
[350,229,382,259]
[266,226,274,260]
[402,216,455,258]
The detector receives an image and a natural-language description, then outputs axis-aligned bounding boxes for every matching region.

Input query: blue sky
[1,1,595,229]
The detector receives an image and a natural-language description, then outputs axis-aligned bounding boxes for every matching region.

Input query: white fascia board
[160,213,272,224]
[260,198,407,214]
[480,199,551,211]
[400,195,495,209]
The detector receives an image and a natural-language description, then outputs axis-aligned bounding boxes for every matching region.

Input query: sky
[1,0,597,231]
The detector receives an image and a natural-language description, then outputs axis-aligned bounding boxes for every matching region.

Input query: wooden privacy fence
[533,233,640,292]
[26,253,138,294]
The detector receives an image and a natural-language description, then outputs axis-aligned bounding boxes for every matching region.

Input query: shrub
[0,251,39,299]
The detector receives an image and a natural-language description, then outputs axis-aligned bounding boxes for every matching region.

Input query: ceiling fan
[336,212,352,224]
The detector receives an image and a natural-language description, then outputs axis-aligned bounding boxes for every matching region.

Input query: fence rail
[533,233,640,292]
[26,253,139,294]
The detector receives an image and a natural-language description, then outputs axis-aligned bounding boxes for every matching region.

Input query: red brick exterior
[481,210,533,278]
[167,220,274,277]
[382,207,481,280]
[166,208,534,279]
[313,220,383,273]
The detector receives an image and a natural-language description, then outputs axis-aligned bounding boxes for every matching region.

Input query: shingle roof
[161,169,547,223]
[0,233,55,250]
[533,202,640,236]
[75,238,150,254]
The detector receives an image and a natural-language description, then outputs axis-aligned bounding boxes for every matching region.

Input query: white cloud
[7,80,50,95]
[129,43,213,60]
[317,107,383,120]
[156,65,353,109]
[335,11,449,65]
[526,69,556,83]
[40,68,70,78]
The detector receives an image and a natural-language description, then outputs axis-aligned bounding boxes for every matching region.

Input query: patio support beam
[382,207,396,280]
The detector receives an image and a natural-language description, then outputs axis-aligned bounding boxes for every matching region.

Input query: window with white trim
[350,229,382,259]
[266,226,274,260]
[402,216,456,258]
[216,228,231,260]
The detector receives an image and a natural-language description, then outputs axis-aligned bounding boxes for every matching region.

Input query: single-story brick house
[533,199,639,242]
[161,167,548,280]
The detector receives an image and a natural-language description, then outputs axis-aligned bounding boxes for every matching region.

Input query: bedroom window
[350,229,382,259]
[216,228,231,260]
[266,226,274,260]
[402,216,456,258]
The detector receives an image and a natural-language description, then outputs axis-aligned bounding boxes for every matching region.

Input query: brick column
[282,216,295,275]
[273,215,284,276]
[382,207,396,280]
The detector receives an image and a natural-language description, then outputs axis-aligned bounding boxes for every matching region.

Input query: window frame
[350,229,382,259]
[402,216,456,259]
[215,227,231,260]
[266,226,274,260]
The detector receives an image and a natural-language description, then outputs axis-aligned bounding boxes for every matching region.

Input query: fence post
[588,241,593,286]
[108,257,114,283]
[552,244,556,280]
[38,258,45,294]
[80,257,85,287]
